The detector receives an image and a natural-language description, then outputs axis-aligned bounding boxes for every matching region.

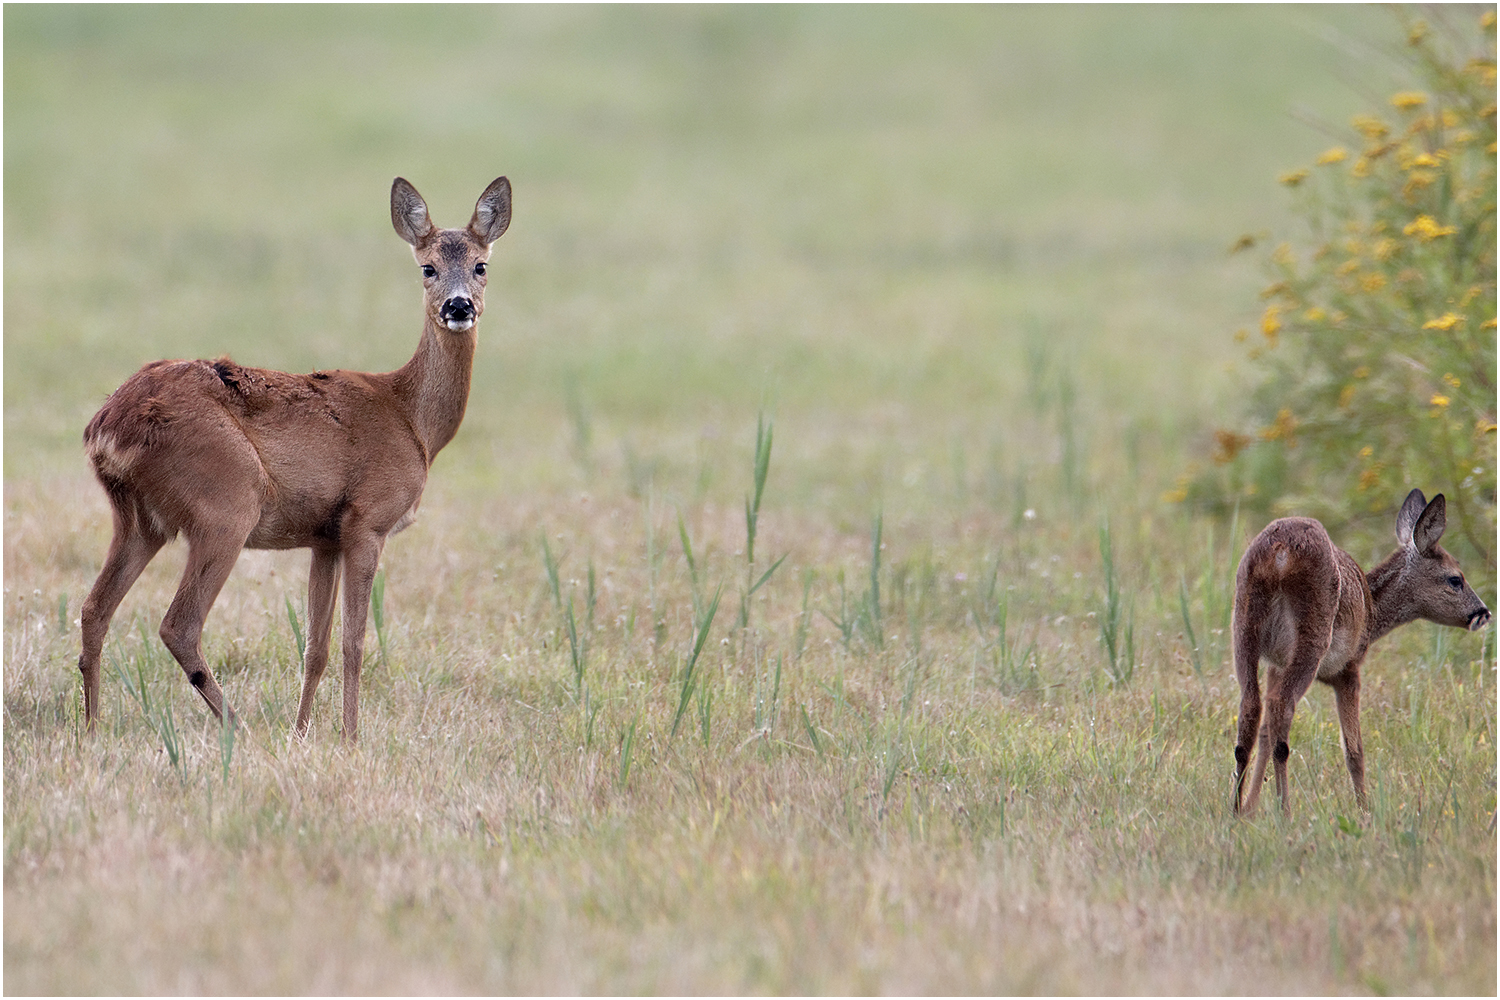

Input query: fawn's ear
[469,176,511,245]
[391,177,435,247]
[1411,493,1447,554]
[1395,488,1426,548]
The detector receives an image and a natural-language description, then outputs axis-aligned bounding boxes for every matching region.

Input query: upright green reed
[113,622,184,779]
[1097,519,1134,686]
[739,411,786,632]
[670,583,722,739]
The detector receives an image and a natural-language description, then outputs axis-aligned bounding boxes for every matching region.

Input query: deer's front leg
[338,534,387,744]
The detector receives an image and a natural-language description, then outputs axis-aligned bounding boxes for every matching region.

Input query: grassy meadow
[5,6,1495,994]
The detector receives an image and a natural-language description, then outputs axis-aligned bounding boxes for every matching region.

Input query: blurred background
[7,5,1400,519]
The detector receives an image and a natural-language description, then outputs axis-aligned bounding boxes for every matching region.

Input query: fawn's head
[391,176,511,333]
[1390,489,1490,632]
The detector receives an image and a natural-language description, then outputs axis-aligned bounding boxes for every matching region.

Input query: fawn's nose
[440,296,475,329]
[1468,605,1491,631]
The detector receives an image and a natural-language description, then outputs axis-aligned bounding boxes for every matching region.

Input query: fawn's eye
[1448,575,1464,589]
[421,264,437,279]
[474,262,486,276]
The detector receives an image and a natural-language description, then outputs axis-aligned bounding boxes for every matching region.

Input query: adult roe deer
[1231,489,1490,817]
[78,176,511,743]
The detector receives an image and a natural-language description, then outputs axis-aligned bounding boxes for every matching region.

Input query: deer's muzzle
[1467,606,1491,631]
[440,296,475,331]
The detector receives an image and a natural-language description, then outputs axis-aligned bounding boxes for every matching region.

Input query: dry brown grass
[5,457,1495,994]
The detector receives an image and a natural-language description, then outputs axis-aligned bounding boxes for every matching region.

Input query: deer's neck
[1365,549,1413,644]
[393,319,476,463]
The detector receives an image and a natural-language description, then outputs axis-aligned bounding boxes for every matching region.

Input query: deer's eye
[421,264,437,279]
[474,262,487,276]
[1448,575,1464,590]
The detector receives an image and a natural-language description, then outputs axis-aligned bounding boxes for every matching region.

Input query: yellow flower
[1350,157,1371,179]
[1361,273,1386,292]
[1443,373,1461,389]
[1358,445,1373,458]
[1261,408,1298,446]
[1407,20,1428,45]
[1391,91,1428,110]
[1406,152,1440,169]
[1303,306,1327,323]
[1371,237,1398,261]
[1336,259,1361,276]
[1484,10,1497,29]
[1422,313,1464,332]
[1430,394,1451,408]
[1212,430,1252,465]
[1404,215,1457,241]
[1352,115,1389,139]
[1477,419,1498,436]
[1261,304,1282,341]
[1403,172,1435,197]
[1279,169,1309,187]
[1317,146,1349,165]
[1482,318,1498,331]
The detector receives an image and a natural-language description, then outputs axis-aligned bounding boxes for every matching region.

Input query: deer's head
[1393,489,1491,632]
[391,176,511,333]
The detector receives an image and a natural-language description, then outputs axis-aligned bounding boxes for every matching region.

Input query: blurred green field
[5,6,1495,994]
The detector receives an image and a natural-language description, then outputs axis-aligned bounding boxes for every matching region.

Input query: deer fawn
[77,176,511,743]
[1231,489,1490,816]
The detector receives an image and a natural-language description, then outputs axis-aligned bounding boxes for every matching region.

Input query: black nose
[1469,607,1492,631]
[441,297,474,323]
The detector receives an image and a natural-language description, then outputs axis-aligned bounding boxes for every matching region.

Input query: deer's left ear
[469,176,511,245]
[1412,493,1447,554]
[1395,488,1427,549]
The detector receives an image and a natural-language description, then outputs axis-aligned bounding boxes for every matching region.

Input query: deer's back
[1236,516,1372,678]
[86,358,427,549]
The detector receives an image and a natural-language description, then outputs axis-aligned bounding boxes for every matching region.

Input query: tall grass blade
[541,532,563,610]
[370,568,388,666]
[671,583,723,738]
[286,596,306,666]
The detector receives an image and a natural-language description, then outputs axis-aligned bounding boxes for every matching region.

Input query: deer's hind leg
[156,495,261,723]
[1328,663,1368,810]
[1232,589,1267,815]
[294,548,342,739]
[1262,617,1333,816]
[78,500,166,728]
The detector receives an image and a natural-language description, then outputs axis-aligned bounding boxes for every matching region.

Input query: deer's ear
[469,176,511,245]
[1394,488,1427,548]
[1412,493,1447,554]
[391,177,435,247]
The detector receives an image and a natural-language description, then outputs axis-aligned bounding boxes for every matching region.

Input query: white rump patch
[88,432,140,481]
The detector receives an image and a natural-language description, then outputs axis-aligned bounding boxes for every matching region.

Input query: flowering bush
[1181,10,1496,570]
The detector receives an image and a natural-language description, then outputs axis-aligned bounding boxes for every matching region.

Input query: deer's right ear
[391,178,435,247]
[1394,488,1429,549]
[1411,493,1447,554]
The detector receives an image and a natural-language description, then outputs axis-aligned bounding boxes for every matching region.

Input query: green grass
[5,6,1495,994]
